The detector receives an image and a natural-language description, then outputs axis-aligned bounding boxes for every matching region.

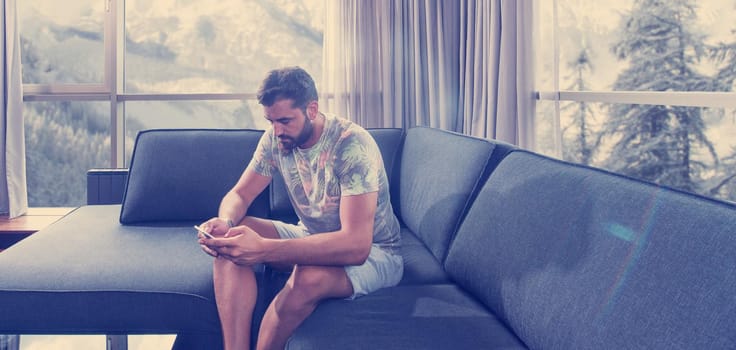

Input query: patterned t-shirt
[247,113,401,255]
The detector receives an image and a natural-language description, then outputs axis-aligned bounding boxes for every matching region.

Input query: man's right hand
[198,217,233,257]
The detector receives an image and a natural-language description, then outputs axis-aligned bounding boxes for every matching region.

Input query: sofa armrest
[87,168,129,205]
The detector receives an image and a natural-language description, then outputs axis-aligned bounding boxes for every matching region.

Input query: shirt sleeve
[246,129,277,177]
[335,128,382,196]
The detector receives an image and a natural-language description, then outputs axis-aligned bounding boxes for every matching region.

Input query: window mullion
[107,0,125,168]
[537,90,736,109]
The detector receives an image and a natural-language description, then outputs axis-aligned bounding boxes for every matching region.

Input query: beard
[278,114,314,150]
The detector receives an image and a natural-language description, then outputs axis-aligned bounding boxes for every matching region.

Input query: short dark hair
[256,66,318,110]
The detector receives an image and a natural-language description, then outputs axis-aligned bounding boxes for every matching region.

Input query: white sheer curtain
[322,0,535,148]
[460,0,535,148]
[0,1,23,347]
[322,1,403,128]
[0,0,27,218]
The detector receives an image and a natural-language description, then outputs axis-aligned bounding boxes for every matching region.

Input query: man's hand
[197,217,233,257]
[200,225,268,266]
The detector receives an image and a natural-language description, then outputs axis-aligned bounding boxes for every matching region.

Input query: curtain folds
[0,0,27,218]
[322,0,534,148]
[322,0,401,128]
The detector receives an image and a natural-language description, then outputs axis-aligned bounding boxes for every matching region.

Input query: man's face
[264,99,314,150]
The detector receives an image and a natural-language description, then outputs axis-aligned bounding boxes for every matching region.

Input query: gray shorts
[272,221,403,299]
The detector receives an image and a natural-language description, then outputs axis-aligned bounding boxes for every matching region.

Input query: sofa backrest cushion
[268,128,404,223]
[120,129,269,224]
[445,150,736,349]
[398,126,495,263]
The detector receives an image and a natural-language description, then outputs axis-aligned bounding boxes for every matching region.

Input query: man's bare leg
[214,258,257,350]
[214,216,282,350]
[256,265,354,350]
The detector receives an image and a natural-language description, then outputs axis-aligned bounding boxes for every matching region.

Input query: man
[198,66,402,350]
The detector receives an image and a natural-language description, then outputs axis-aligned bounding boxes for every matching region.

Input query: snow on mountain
[20,0,324,131]
[123,0,323,93]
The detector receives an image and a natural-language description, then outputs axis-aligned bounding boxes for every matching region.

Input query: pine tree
[706,146,736,201]
[705,17,736,200]
[710,40,736,91]
[605,0,717,193]
[561,47,599,166]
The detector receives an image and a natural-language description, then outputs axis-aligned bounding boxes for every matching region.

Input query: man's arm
[207,191,377,266]
[219,167,272,225]
[266,191,376,265]
[202,167,271,237]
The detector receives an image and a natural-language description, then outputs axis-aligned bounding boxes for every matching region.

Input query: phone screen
[193,225,215,239]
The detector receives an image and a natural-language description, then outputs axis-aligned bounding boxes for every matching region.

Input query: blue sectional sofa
[1,126,734,349]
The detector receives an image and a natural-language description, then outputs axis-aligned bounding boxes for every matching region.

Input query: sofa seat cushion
[287,284,527,350]
[0,205,221,335]
[398,228,450,285]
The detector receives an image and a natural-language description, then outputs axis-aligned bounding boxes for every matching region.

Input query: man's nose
[273,123,284,136]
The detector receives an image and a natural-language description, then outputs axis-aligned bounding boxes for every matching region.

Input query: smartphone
[193,225,215,239]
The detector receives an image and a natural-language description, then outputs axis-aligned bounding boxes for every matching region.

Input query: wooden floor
[16,334,176,350]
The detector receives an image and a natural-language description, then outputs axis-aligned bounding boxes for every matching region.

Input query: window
[24,101,110,206]
[20,1,106,86]
[536,0,736,202]
[124,0,323,94]
[19,0,325,207]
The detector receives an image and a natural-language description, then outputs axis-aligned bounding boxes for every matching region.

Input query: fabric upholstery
[445,150,736,349]
[288,284,527,350]
[398,229,450,285]
[366,128,405,216]
[0,205,221,335]
[5,127,732,349]
[120,129,269,224]
[398,126,495,262]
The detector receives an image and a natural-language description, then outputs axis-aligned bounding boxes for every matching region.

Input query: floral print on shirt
[247,113,401,254]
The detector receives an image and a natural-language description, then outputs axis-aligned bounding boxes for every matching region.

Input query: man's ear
[307,100,319,119]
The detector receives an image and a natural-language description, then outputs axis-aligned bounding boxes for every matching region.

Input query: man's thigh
[343,245,403,299]
[261,222,402,299]
[286,265,354,301]
[283,246,403,301]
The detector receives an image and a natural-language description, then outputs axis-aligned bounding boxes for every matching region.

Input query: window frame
[20,0,265,168]
[538,91,736,109]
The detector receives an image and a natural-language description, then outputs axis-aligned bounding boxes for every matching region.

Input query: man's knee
[213,257,259,279]
[277,266,324,312]
[277,266,351,310]
[213,256,232,272]
[284,266,327,302]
